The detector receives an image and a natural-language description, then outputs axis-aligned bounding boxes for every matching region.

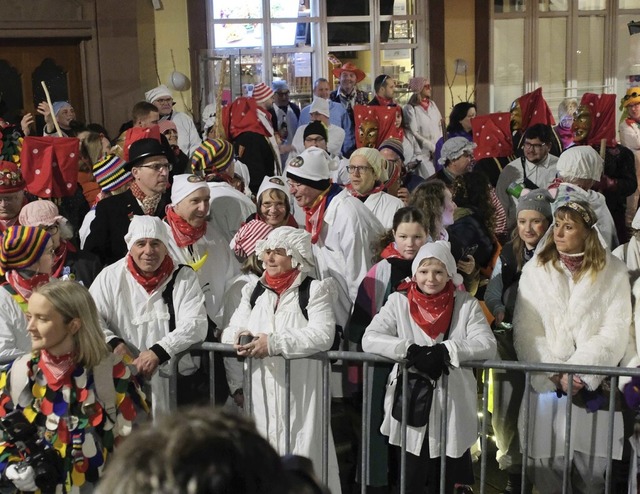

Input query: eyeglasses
[155,97,173,104]
[304,136,326,143]
[523,142,546,150]
[287,180,302,189]
[44,224,59,235]
[137,161,172,172]
[276,91,290,96]
[346,165,374,175]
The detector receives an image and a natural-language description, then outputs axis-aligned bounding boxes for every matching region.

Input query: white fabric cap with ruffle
[145,84,173,104]
[171,174,210,205]
[255,226,315,272]
[556,145,604,181]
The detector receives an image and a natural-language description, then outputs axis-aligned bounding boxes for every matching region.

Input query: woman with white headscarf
[513,200,631,493]
[222,226,341,494]
[362,241,496,494]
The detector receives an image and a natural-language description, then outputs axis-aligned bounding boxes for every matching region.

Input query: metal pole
[322,359,330,486]
[480,370,490,494]
[209,350,216,405]
[285,358,291,455]
[400,364,408,494]
[520,372,532,494]
[604,376,618,494]
[562,375,574,494]
[361,362,371,494]
[439,374,449,494]
[245,357,253,416]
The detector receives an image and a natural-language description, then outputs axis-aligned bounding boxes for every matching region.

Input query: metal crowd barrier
[168,343,640,494]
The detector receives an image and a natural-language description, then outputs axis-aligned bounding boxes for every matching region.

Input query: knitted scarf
[130,181,161,215]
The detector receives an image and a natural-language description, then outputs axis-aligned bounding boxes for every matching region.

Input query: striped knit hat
[0,225,51,275]
[191,138,234,175]
[230,219,273,259]
[252,82,274,104]
[92,154,133,192]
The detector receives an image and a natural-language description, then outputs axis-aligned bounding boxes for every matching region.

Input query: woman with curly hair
[408,179,456,242]
[448,171,497,272]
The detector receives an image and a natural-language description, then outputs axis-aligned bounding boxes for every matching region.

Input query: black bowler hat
[125,138,168,171]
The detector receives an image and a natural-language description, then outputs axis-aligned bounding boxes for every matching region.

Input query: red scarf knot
[126,254,174,294]
[407,280,455,339]
[39,349,77,390]
[264,268,300,296]
[165,205,206,248]
[304,187,331,244]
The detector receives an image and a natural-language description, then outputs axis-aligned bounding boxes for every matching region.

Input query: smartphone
[461,244,478,259]
[238,334,254,346]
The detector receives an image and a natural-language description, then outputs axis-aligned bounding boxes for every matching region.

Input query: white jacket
[513,254,632,460]
[222,273,341,494]
[0,288,30,359]
[290,124,346,160]
[89,259,208,414]
[164,222,238,322]
[362,290,496,457]
[364,191,404,230]
[402,102,443,177]
[305,188,384,327]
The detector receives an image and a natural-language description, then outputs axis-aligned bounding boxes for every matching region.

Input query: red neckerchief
[0,216,18,234]
[381,242,404,260]
[165,205,206,248]
[346,181,386,199]
[626,118,640,127]
[6,270,50,301]
[38,349,77,391]
[51,240,76,278]
[130,180,161,215]
[559,252,584,276]
[304,186,332,244]
[419,99,431,111]
[264,269,300,296]
[126,254,174,294]
[406,280,455,339]
[376,96,393,106]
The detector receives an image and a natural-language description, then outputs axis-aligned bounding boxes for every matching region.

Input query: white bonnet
[255,226,315,272]
[125,215,170,251]
[556,145,604,181]
[411,241,463,286]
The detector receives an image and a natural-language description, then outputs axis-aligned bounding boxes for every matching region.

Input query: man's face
[523,138,549,164]
[56,106,76,129]
[339,71,357,95]
[274,88,290,107]
[258,96,274,111]
[153,97,174,117]
[380,78,396,100]
[571,105,592,143]
[314,81,331,99]
[288,178,322,208]
[173,188,210,228]
[131,155,170,196]
[304,133,327,151]
[129,238,168,274]
[0,190,24,220]
[629,102,640,122]
[137,111,160,128]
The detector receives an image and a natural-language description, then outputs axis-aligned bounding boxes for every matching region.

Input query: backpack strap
[249,276,315,321]
[297,276,314,320]
[161,264,191,331]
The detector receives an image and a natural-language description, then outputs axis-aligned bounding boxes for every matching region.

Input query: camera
[1,410,65,493]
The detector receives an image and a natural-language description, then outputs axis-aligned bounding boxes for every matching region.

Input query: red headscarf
[472,112,513,160]
[20,137,79,198]
[517,88,555,129]
[222,97,271,140]
[577,93,617,147]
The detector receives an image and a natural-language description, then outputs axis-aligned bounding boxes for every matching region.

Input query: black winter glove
[405,343,450,380]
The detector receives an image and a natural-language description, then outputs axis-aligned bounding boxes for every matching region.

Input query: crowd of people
[0,63,640,493]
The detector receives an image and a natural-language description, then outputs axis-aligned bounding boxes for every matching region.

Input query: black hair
[523,123,553,145]
[446,102,476,134]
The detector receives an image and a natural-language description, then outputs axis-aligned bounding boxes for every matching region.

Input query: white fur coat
[513,252,632,393]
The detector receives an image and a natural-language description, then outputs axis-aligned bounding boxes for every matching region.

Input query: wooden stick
[599,138,606,159]
[40,81,63,137]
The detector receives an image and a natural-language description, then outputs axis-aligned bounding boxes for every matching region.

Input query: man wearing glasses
[84,138,171,266]
[290,98,345,162]
[496,124,559,230]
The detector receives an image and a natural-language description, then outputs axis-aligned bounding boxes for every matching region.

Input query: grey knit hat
[516,188,553,221]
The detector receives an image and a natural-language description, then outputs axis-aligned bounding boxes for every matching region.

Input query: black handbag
[391,370,434,427]
[391,310,454,427]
